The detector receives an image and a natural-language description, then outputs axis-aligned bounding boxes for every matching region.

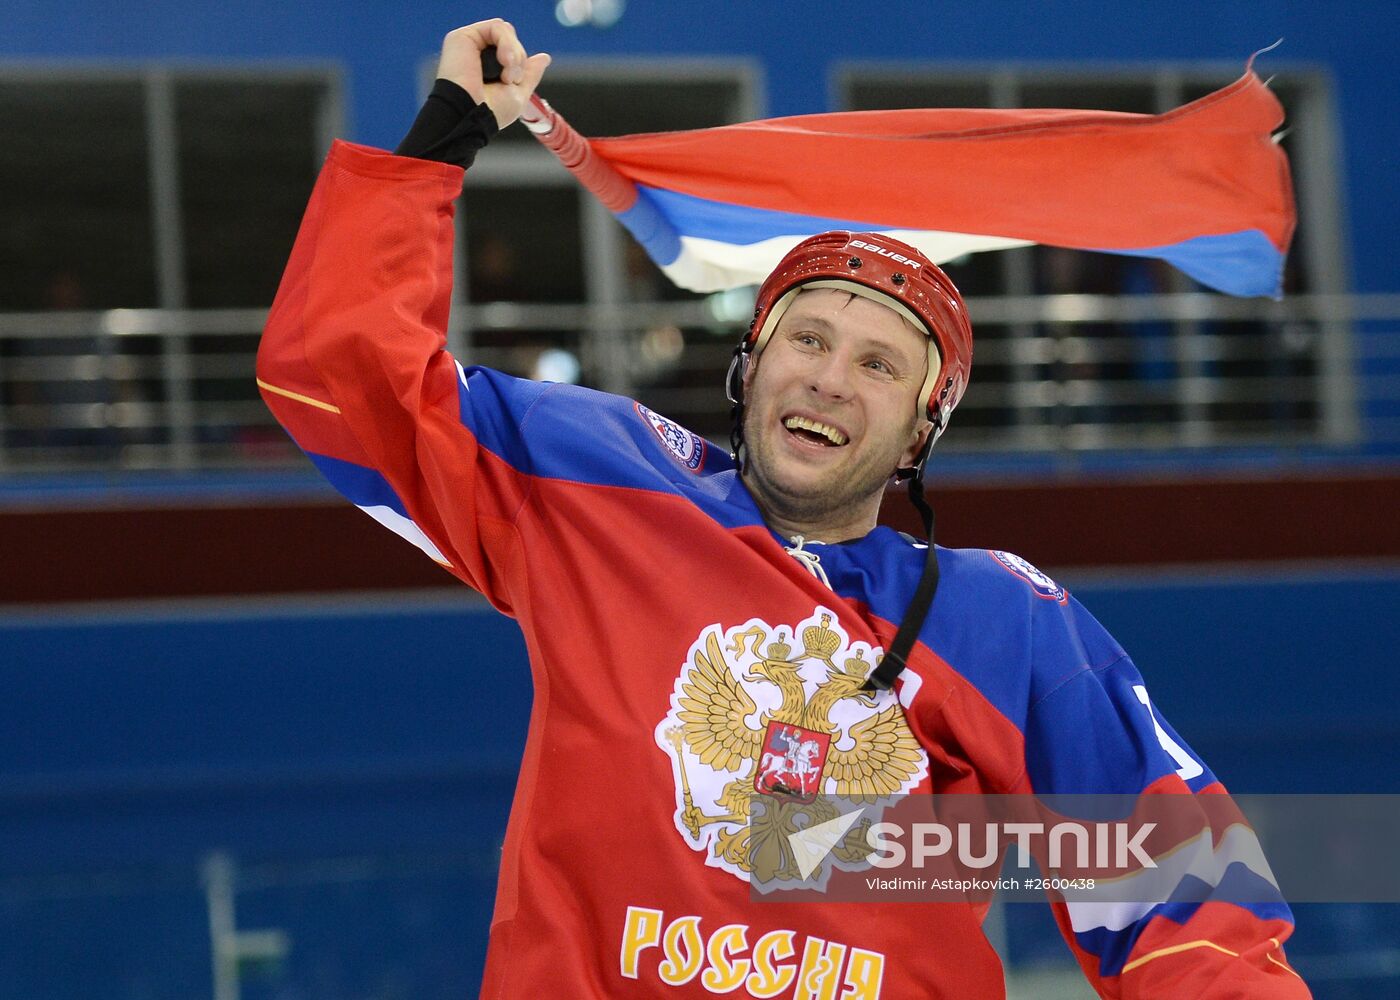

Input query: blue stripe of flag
[633,184,891,249]
[627,184,1284,297]
[1101,229,1285,298]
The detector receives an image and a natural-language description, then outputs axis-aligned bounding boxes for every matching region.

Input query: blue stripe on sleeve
[306,451,408,515]
[1075,866,1293,977]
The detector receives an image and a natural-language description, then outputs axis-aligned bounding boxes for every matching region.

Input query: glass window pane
[1018,79,1157,114]
[0,78,156,309]
[175,78,326,308]
[462,186,583,302]
[940,252,1004,298]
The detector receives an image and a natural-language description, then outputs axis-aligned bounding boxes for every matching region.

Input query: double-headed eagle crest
[655,608,928,888]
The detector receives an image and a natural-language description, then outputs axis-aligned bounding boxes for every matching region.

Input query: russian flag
[540,69,1293,298]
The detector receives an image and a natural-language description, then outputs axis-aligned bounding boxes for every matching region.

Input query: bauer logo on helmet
[848,239,924,269]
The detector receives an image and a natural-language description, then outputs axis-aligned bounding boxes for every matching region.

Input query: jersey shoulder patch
[988,550,1068,603]
[635,402,706,472]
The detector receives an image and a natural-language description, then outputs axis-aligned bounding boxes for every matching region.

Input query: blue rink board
[1,570,1397,998]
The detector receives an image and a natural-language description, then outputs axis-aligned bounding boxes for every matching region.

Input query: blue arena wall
[1,567,1397,997]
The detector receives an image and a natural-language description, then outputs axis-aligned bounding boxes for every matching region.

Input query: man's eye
[865,359,893,375]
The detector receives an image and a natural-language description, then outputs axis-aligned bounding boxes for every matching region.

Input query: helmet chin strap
[730,349,943,694]
[863,434,939,692]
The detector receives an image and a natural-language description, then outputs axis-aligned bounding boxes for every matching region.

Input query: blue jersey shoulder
[823,539,1051,732]
[935,547,1127,697]
[455,365,756,527]
[930,550,1208,794]
[862,544,1123,740]
[928,546,1056,730]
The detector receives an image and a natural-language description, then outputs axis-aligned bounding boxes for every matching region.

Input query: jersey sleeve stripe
[1069,868,1285,939]
[1075,890,1293,979]
[256,378,342,414]
[1119,935,1299,979]
[1064,823,1281,936]
[1265,942,1303,979]
[1121,938,1241,973]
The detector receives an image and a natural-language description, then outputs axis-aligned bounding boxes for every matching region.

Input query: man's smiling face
[741,287,934,540]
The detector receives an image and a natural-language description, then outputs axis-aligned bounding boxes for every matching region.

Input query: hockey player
[257,18,1310,999]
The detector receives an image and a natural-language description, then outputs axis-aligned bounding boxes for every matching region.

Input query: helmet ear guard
[724,346,749,406]
[725,345,751,469]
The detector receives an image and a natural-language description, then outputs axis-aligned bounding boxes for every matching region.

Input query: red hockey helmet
[732,231,973,442]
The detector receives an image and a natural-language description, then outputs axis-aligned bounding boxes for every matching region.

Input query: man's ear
[899,419,935,469]
[741,351,758,393]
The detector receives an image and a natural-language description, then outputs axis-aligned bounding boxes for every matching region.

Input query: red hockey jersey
[257,140,1308,999]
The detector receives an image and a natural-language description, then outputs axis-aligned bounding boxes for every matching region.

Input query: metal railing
[0,293,1397,473]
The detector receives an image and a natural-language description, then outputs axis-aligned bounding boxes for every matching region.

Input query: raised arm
[255,20,551,612]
